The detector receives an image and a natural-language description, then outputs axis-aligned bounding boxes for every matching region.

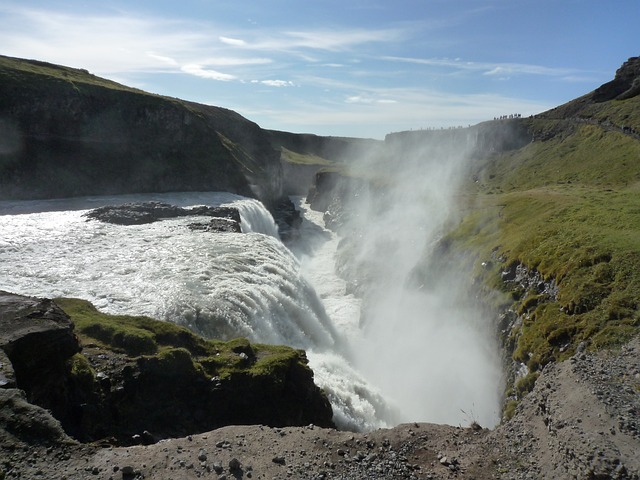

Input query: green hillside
[446,59,640,397]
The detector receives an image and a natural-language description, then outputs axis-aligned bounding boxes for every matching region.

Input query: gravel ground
[1,337,639,479]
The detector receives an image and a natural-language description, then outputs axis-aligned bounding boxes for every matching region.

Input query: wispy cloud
[345,95,397,105]
[238,86,552,138]
[219,36,246,46]
[278,28,403,52]
[0,1,593,138]
[259,79,294,87]
[382,55,580,78]
[200,57,272,66]
[181,64,236,81]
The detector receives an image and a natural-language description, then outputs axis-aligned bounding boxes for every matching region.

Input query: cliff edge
[0,55,282,203]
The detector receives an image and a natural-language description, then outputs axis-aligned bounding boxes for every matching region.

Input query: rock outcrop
[593,56,640,102]
[0,292,80,422]
[2,339,638,478]
[0,293,334,446]
[84,201,241,231]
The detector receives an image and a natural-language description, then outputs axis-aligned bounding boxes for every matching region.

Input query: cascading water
[0,191,389,430]
[0,154,503,431]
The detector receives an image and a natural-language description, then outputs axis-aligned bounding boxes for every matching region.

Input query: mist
[327,129,503,428]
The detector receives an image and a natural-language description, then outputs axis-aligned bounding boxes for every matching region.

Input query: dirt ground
[2,337,639,479]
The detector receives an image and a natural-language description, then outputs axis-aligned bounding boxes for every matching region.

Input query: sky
[0,0,637,139]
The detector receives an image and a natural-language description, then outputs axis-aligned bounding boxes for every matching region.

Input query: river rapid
[0,191,502,431]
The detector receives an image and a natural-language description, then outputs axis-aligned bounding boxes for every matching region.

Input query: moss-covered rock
[53,297,334,444]
[0,294,333,445]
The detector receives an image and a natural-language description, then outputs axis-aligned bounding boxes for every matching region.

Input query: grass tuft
[54,297,308,382]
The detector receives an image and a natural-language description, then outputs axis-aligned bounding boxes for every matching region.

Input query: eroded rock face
[0,291,80,420]
[593,56,640,102]
[0,388,72,446]
[0,55,282,202]
[72,344,334,444]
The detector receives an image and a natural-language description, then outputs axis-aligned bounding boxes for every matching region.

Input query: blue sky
[1,1,637,138]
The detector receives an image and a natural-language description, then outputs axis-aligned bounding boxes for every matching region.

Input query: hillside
[0,55,281,203]
[444,56,640,405]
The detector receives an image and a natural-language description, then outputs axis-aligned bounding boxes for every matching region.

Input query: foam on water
[0,193,322,345]
[0,189,502,431]
[0,191,388,430]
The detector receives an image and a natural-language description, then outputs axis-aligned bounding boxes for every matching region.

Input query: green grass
[55,297,307,380]
[0,54,149,96]
[445,114,640,376]
[280,147,334,166]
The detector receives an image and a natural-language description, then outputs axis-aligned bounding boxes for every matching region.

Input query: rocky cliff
[0,55,282,204]
[0,292,334,446]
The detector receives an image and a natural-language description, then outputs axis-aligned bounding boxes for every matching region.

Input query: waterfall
[0,184,502,431]
[230,198,280,237]
[293,132,504,429]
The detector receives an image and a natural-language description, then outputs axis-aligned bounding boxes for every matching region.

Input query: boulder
[0,291,80,415]
[84,201,241,228]
[0,388,72,446]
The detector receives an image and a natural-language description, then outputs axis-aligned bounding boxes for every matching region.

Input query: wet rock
[0,291,80,425]
[84,202,241,228]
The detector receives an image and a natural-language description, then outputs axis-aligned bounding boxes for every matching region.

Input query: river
[0,190,502,430]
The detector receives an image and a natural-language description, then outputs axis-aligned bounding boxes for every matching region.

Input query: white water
[0,191,391,430]
[0,186,502,430]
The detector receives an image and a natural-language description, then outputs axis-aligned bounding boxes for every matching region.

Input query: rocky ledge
[0,292,333,450]
[84,202,242,232]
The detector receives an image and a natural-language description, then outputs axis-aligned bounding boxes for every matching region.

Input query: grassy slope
[447,93,640,380]
[0,54,186,103]
[280,146,334,166]
[54,297,305,381]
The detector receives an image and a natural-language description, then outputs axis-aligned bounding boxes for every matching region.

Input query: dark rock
[0,348,16,388]
[593,56,640,102]
[229,457,242,472]
[187,218,242,233]
[0,291,80,422]
[84,201,241,227]
[0,388,71,445]
[272,196,302,242]
[1,292,334,447]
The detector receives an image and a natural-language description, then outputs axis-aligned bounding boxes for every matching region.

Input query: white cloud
[239,87,552,138]
[383,55,579,78]
[181,64,236,81]
[146,52,178,66]
[345,95,397,105]
[261,80,294,87]
[279,28,402,51]
[201,57,272,66]
[219,36,246,46]
[0,5,212,75]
